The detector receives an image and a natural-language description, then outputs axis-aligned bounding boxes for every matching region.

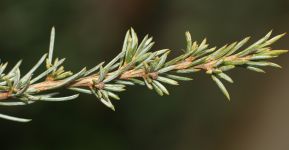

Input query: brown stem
[0,54,251,101]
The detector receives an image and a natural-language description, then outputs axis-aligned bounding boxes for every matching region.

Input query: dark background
[0,0,289,150]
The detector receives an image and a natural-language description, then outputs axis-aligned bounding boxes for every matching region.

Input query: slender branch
[0,54,251,100]
[0,28,287,122]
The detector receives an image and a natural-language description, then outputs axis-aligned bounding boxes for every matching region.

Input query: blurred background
[0,0,289,150]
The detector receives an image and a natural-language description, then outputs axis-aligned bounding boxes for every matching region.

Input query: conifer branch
[0,28,287,122]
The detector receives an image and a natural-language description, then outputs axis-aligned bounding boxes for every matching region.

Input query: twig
[0,28,287,122]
